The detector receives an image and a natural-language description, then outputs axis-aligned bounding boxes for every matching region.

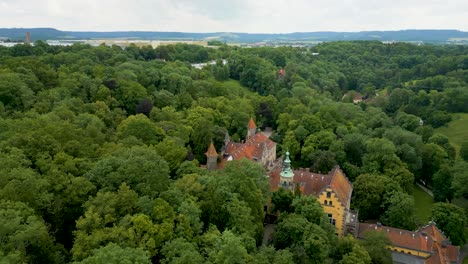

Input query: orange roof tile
[269,165,352,208]
[421,224,446,243]
[224,133,275,161]
[358,223,460,264]
[358,223,434,253]
[292,169,332,197]
[446,245,460,263]
[205,143,218,157]
[329,167,353,208]
[247,118,257,129]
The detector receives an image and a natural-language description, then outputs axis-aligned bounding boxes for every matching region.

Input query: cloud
[0,0,467,32]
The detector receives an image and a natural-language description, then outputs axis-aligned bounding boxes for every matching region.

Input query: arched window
[326,192,331,198]
[329,201,333,206]
[324,200,328,205]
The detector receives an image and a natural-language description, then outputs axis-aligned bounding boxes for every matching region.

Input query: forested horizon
[0,40,467,263]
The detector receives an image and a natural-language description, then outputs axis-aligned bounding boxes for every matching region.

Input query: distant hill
[1,28,468,43]
[0,28,65,41]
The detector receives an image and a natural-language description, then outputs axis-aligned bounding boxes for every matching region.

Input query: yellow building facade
[318,188,346,236]
[271,153,354,236]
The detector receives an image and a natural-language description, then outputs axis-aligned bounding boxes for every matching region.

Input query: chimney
[441,240,449,248]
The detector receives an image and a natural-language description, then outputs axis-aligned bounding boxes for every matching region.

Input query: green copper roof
[280,151,294,178]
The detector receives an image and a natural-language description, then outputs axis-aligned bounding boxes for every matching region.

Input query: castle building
[270,153,354,236]
[205,118,355,236]
[358,222,460,264]
[204,121,460,262]
[222,118,276,168]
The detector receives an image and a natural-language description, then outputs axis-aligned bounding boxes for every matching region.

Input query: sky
[0,0,467,33]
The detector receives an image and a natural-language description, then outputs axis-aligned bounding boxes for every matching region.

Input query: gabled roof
[358,222,460,264]
[205,143,218,157]
[358,223,434,253]
[225,133,275,161]
[247,118,257,129]
[446,244,460,263]
[270,165,352,208]
[420,223,446,243]
[329,167,353,208]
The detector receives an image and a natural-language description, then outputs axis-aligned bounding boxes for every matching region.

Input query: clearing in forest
[435,113,468,155]
[412,184,434,225]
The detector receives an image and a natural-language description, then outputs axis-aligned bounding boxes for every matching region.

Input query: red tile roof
[292,169,331,196]
[205,143,218,157]
[247,118,257,129]
[446,245,460,263]
[358,222,460,264]
[269,165,352,208]
[358,223,434,253]
[354,93,363,101]
[421,224,445,243]
[224,133,275,161]
[329,167,353,208]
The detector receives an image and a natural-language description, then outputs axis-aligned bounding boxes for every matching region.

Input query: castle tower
[246,117,257,140]
[205,143,218,171]
[280,151,295,190]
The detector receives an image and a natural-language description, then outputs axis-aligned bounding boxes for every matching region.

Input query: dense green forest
[0,41,467,263]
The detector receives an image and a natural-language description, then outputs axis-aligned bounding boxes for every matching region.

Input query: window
[326,192,331,198]
[324,200,328,205]
[329,201,333,206]
[327,214,333,218]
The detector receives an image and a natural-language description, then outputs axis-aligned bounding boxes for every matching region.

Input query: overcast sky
[1,0,467,33]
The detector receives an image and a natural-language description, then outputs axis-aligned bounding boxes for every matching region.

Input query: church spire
[280,151,294,189]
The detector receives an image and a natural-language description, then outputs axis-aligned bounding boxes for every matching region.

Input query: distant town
[1,28,468,47]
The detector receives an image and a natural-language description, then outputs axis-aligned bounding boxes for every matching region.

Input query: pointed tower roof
[280,151,294,178]
[247,118,257,129]
[205,143,218,157]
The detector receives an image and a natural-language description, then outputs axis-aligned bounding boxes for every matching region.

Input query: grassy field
[412,184,434,225]
[435,113,468,155]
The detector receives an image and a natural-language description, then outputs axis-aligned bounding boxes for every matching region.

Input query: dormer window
[326,192,331,198]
